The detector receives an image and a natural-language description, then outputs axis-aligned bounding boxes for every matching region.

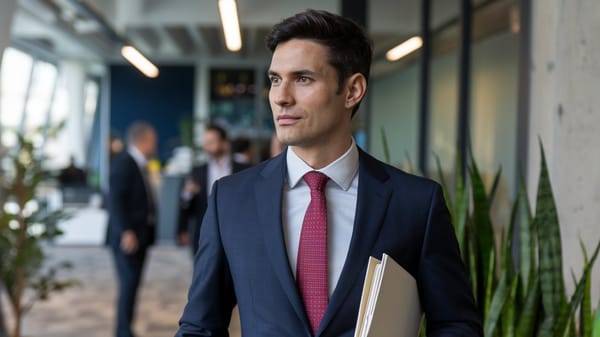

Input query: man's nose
[270,82,294,106]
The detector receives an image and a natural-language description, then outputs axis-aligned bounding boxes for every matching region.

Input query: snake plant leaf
[535,143,565,322]
[580,240,593,337]
[468,235,480,306]
[435,153,469,258]
[503,196,518,276]
[470,153,496,302]
[501,275,519,337]
[380,127,391,164]
[516,275,539,337]
[488,166,503,210]
[484,270,510,337]
[484,249,496,320]
[555,240,600,337]
[517,173,535,297]
[592,300,600,337]
[434,154,452,208]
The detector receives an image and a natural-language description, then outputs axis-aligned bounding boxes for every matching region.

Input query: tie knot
[303,171,329,192]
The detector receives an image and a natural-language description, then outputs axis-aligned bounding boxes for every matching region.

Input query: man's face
[203,130,227,158]
[141,129,157,158]
[268,39,351,149]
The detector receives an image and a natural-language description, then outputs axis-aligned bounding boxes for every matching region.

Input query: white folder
[354,253,423,337]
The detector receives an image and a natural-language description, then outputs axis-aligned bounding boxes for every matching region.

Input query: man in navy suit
[108,122,157,337]
[176,9,482,337]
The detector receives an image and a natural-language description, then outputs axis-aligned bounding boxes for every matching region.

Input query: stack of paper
[354,253,423,337]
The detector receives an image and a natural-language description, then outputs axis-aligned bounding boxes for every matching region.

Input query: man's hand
[178,232,190,246]
[121,230,139,254]
[183,178,201,195]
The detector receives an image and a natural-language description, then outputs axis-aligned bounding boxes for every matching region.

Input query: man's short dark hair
[265,9,373,116]
[205,124,228,141]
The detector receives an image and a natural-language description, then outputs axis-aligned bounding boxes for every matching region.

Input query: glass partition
[0,47,34,147]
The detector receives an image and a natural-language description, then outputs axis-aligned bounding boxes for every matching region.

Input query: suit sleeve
[109,157,133,234]
[177,167,204,235]
[418,184,483,337]
[176,180,237,337]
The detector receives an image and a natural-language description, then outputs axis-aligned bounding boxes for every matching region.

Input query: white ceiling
[11,0,479,64]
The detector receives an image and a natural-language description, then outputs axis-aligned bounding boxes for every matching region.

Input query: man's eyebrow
[268,69,320,77]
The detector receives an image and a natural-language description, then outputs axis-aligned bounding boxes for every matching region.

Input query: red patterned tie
[297,171,329,335]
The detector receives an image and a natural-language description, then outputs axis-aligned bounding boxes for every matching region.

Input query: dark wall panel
[110,65,194,162]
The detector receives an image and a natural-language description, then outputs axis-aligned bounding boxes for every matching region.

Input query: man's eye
[298,76,311,83]
[270,77,280,85]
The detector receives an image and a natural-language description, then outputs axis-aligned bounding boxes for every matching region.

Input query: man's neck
[290,137,353,169]
[211,153,230,165]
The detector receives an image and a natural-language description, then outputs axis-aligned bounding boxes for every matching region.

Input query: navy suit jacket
[107,151,156,248]
[177,149,482,337]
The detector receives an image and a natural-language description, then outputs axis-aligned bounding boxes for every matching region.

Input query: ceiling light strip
[218,0,242,52]
[386,36,423,62]
[121,46,159,78]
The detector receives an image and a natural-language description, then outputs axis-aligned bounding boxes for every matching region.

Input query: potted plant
[433,143,600,337]
[0,131,77,337]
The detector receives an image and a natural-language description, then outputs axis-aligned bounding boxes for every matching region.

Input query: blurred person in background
[57,155,87,187]
[176,124,250,255]
[232,136,254,164]
[108,121,158,337]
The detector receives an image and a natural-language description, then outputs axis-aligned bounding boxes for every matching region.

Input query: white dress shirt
[128,145,148,172]
[282,140,359,296]
[207,155,233,195]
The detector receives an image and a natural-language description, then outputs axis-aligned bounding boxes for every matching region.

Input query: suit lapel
[317,150,392,336]
[254,152,312,333]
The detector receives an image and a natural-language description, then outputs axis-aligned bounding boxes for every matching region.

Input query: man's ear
[344,73,367,110]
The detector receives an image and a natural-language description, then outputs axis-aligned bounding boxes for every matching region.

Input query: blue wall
[110,65,194,162]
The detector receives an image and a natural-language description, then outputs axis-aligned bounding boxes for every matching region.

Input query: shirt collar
[128,145,147,169]
[286,139,359,191]
[208,154,232,169]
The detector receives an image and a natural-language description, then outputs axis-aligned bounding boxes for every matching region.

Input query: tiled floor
[1,245,241,337]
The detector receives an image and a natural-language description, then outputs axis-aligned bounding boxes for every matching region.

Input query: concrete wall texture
[528,0,600,302]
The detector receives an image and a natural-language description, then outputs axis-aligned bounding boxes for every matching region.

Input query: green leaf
[435,154,453,213]
[555,240,600,337]
[592,300,600,337]
[380,127,390,164]
[484,248,496,320]
[434,154,468,257]
[535,142,566,322]
[470,153,496,302]
[581,240,593,337]
[488,167,503,209]
[484,270,511,337]
[501,275,519,337]
[516,276,540,337]
[517,173,535,300]
[468,235,479,306]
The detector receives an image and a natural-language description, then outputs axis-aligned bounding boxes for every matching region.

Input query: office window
[23,61,58,146]
[0,47,59,149]
[82,79,99,147]
[0,47,34,147]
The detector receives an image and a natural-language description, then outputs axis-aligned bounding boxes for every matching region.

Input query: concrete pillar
[528,0,600,302]
[0,0,17,64]
[0,0,18,123]
[61,61,87,165]
[193,60,209,148]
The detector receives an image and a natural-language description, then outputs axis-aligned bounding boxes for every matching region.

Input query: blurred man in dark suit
[108,121,157,337]
[176,124,249,255]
